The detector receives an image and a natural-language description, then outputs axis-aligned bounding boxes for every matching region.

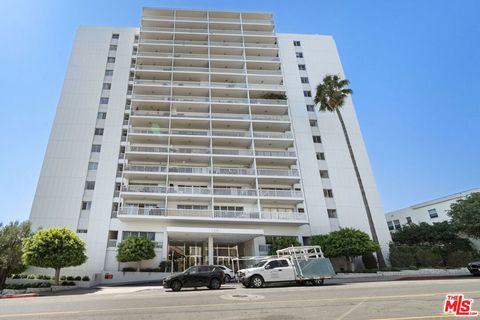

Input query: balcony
[131,94,288,106]
[129,127,261,139]
[259,189,303,198]
[255,150,296,157]
[130,110,289,122]
[116,207,307,224]
[124,165,297,178]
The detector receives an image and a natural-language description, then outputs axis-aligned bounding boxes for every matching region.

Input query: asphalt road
[1,278,479,320]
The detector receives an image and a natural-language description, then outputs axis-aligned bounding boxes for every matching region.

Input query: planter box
[26,287,52,293]
[51,285,77,292]
[2,289,26,295]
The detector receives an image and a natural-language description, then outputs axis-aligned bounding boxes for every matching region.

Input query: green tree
[0,221,31,290]
[448,192,480,239]
[265,236,300,255]
[391,221,473,251]
[22,227,87,285]
[117,236,155,271]
[314,75,386,268]
[312,228,380,271]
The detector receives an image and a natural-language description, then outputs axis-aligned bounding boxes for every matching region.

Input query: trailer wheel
[312,279,324,286]
[250,275,264,288]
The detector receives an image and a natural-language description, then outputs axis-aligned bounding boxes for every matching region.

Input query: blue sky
[0,0,479,223]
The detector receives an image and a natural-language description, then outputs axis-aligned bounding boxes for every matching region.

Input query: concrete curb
[0,293,39,299]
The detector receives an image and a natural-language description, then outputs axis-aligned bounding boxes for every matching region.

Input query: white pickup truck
[237,246,335,288]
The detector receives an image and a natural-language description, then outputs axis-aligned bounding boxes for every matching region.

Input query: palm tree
[314,74,386,268]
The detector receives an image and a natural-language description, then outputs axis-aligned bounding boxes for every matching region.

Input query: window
[88,162,98,170]
[303,91,312,97]
[306,105,315,112]
[406,216,412,224]
[301,77,309,84]
[94,128,104,136]
[327,209,337,218]
[105,70,113,76]
[309,120,317,127]
[316,152,325,160]
[103,83,111,90]
[214,206,244,212]
[312,135,322,143]
[178,204,209,210]
[293,40,301,46]
[266,260,280,269]
[85,181,95,190]
[278,260,290,267]
[77,229,88,234]
[97,112,107,119]
[100,97,109,104]
[298,208,304,213]
[91,144,101,152]
[323,189,333,198]
[298,64,306,70]
[428,208,438,219]
[112,33,119,39]
[387,221,394,231]
[393,219,401,230]
[81,201,92,210]
[107,57,115,63]
[320,170,329,179]
[109,45,117,51]
[122,231,155,241]
[296,52,303,58]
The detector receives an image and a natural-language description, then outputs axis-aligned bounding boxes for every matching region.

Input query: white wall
[29,26,137,274]
[277,34,392,255]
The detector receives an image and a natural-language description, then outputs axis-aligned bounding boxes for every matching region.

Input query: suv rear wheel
[250,275,264,288]
[171,280,182,292]
[208,278,221,290]
[312,279,324,286]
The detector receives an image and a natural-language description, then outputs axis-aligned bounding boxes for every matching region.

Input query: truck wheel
[250,275,264,288]
[312,279,324,286]
[171,280,182,291]
[209,278,221,290]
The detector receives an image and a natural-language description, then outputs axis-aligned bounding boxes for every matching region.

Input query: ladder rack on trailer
[276,246,335,280]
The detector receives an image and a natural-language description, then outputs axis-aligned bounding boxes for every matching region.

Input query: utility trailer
[237,246,336,288]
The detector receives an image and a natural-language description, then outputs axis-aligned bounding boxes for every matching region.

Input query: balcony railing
[116,207,307,222]
[127,146,295,158]
[131,110,288,121]
[134,79,282,90]
[132,94,287,106]
[123,165,297,177]
[253,131,293,139]
[259,189,303,198]
[141,16,273,26]
[255,150,296,157]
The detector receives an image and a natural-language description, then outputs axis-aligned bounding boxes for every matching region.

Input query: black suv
[467,261,480,276]
[163,265,225,291]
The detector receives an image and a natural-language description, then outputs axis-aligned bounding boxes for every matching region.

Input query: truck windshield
[252,260,267,267]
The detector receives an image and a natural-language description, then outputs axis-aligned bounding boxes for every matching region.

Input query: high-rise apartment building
[30,8,391,275]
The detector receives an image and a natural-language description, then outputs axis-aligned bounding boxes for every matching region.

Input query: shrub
[122,267,136,272]
[66,276,74,281]
[20,274,28,279]
[389,245,416,268]
[82,276,90,281]
[159,261,172,272]
[60,275,66,280]
[446,251,474,268]
[12,274,20,279]
[27,274,35,280]
[415,247,443,267]
[61,281,76,286]
[74,276,81,281]
[39,282,51,288]
[261,92,287,100]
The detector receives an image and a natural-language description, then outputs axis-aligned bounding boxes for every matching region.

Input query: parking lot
[1,278,479,319]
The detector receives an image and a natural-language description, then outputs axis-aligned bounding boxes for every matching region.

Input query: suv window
[187,266,199,274]
[266,260,280,269]
[278,260,290,267]
[198,266,210,272]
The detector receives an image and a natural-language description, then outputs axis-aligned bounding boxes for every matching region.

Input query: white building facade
[385,188,480,231]
[30,8,391,275]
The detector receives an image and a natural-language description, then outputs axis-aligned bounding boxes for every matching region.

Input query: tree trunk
[336,109,387,268]
[137,261,140,272]
[54,268,61,286]
[0,268,8,291]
